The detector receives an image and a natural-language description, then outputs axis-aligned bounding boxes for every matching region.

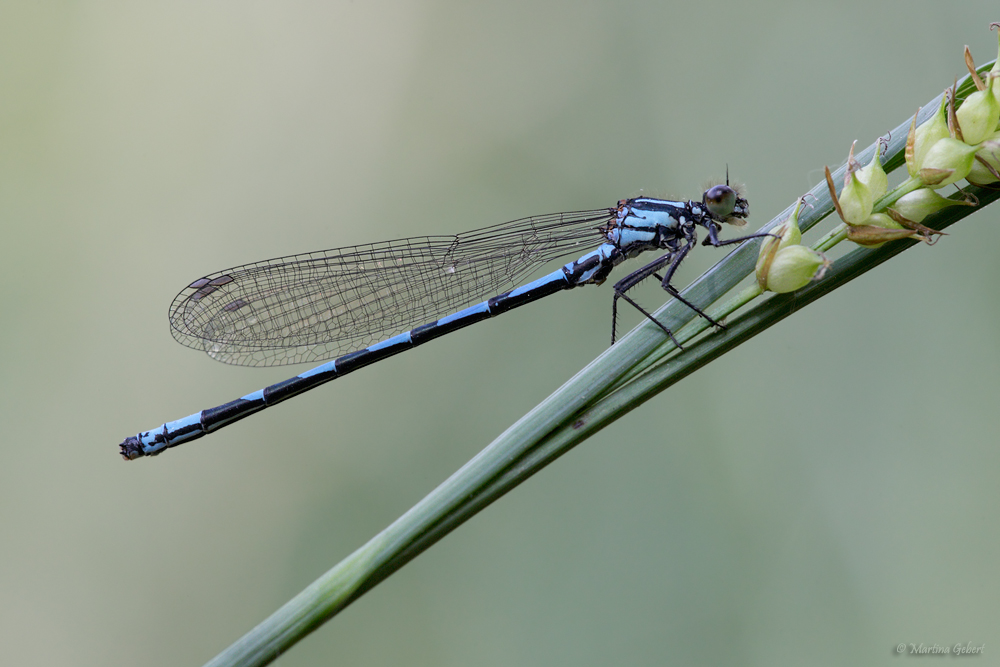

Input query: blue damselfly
[120,184,768,460]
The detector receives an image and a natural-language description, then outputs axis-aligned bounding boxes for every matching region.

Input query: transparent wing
[168,208,615,366]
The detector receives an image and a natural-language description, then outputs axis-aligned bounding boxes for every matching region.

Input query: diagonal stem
[203,63,996,667]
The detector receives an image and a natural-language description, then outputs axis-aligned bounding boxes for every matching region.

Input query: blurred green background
[2,2,999,666]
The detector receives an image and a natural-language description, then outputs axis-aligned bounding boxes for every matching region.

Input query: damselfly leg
[610,221,776,346]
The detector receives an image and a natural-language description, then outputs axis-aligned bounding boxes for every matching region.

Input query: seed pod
[761,245,830,294]
[955,82,1000,146]
[890,188,975,222]
[917,138,979,187]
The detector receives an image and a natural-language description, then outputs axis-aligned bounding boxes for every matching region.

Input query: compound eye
[704,184,737,219]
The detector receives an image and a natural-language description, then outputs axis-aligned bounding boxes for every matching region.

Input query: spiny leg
[612,242,722,346]
[654,240,725,330]
[703,222,777,248]
[612,226,776,345]
[613,289,682,347]
[611,250,678,345]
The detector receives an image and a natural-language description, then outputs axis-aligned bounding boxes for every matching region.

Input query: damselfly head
[703,184,749,226]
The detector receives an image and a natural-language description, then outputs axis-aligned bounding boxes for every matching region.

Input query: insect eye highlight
[703,184,738,219]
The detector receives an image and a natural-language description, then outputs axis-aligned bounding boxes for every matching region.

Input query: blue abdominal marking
[120,184,769,460]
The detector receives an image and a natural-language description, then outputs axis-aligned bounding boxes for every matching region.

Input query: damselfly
[120,183,769,460]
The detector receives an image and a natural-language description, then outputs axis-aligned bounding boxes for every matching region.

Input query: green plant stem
[875,176,923,211]
[814,223,848,252]
[204,64,995,667]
